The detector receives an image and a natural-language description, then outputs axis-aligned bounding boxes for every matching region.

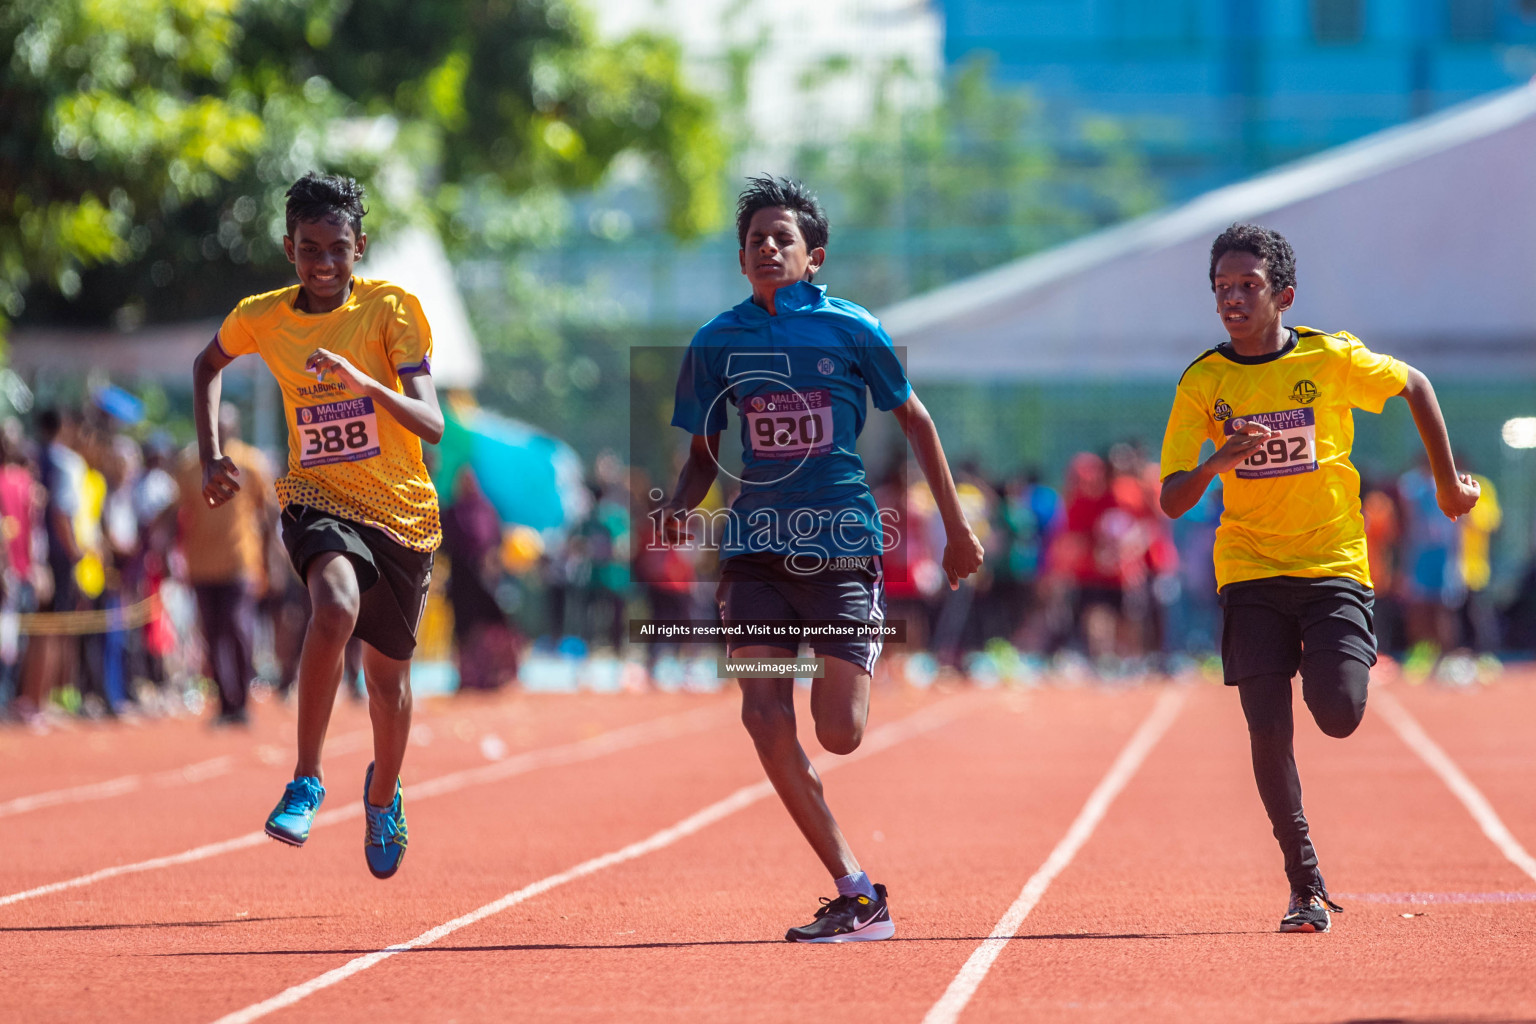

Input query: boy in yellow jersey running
[192,173,444,879]
[1159,224,1479,933]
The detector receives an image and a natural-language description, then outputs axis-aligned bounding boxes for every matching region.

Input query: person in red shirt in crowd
[1059,453,1122,663]
[0,419,40,712]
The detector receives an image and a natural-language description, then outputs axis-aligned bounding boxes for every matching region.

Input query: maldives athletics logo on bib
[1291,380,1319,405]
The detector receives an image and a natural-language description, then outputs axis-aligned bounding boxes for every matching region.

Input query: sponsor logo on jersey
[297,380,348,399]
[1213,398,1232,421]
[817,357,835,375]
[1291,380,1319,405]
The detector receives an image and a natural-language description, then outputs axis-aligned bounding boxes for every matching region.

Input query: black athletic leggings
[1236,650,1370,892]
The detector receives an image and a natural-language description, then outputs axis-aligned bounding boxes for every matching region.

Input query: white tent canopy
[882,83,1536,381]
[360,225,482,390]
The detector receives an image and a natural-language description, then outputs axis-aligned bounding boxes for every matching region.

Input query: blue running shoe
[265,776,325,846]
[363,761,408,879]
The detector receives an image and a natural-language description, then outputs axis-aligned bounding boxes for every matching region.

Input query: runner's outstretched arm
[1397,366,1479,520]
[660,433,721,539]
[303,348,444,444]
[890,392,983,589]
[192,337,241,507]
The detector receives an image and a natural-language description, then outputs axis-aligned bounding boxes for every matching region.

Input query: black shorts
[716,552,886,673]
[281,505,435,661]
[1219,575,1376,686]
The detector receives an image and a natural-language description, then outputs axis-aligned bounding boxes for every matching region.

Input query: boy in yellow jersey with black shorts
[192,173,444,879]
[1159,224,1479,933]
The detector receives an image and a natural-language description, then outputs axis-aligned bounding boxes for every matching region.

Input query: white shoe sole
[796,919,896,943]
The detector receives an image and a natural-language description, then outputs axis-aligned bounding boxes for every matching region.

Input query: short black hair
[285,172,367,239]
[1209,223,1296,293]
[736,175,829,253]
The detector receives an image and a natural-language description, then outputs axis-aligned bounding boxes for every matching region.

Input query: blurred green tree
[795,55,1161,307]
[0,0,723,336]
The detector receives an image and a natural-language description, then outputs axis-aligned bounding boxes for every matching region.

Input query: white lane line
[0,775,144,818]
[922,687,1187,1024]
[209,698,972,1024]
[0,704,731,909]
[0,756,236,820]
[0,703,479,820]
[1375,689,1536,885]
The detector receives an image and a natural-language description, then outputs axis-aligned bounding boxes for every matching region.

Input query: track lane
[0,692,756,1022]
[957,679,1536,1022]
[0,694,731,891]
[1379,680,1536,871]
[265,686,1172,1023]
[7,677,1535,1024]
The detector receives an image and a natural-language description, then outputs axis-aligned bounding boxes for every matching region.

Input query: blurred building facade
[939,0,1536,197]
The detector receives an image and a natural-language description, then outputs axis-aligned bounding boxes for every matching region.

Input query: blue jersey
[671,281,912,560]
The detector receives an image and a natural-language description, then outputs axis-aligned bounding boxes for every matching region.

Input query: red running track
[1,674,1533,1023]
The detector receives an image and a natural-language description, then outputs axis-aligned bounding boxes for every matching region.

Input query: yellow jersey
[216,277,441,552]
[1159,326,1408,590]
[1460,473,1500,592]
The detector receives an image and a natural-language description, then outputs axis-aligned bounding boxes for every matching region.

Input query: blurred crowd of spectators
[0,399,318,729]
[3,406,1533,730]
[491,441,1534,683]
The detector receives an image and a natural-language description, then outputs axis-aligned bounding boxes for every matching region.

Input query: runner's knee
[1302,650,1369,738]
[1237,673,1294,739]
[740,692,794,745]
[308,594,357,643]
[815,717,863,756]
[365,669,410,711]
[306,554,360,640]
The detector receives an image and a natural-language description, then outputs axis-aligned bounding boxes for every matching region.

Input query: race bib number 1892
[295,397,381,468]
[1226,408,1318,479]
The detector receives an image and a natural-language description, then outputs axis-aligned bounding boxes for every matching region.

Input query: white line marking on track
[152,756,236,786]
[0,775,144,818]
[0,704,731,909]
[0,757,237,820]
[208,698,971,1024]
[922,687,1187,1024]
[1375,689,1536,885]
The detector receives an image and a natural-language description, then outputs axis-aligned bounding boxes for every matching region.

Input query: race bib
[295,397,381,468]
[1226,408,1317,479]
[744,389,834,460]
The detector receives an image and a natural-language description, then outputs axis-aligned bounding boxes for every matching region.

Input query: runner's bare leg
[738,646,869,878]
[292,551,359,783]
[359,643,412,806]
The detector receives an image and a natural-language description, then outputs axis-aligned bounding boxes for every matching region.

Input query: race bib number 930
[296,397,381,468]
[1226,408,1318,479]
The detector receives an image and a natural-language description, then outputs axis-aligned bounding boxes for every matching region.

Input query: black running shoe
[1279,885,1344,933]
[785,883,895,943]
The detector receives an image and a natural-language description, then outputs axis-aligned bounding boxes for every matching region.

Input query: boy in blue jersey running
[663,176,984,942]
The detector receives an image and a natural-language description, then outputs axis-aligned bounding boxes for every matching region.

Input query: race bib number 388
[1225,408,1318,479]
[295,397,381,468]
[745,389,834,460]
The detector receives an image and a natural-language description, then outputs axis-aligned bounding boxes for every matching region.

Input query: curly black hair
[285,172,367,239]
[736,175,829,253]
[1209,223,1296,293]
